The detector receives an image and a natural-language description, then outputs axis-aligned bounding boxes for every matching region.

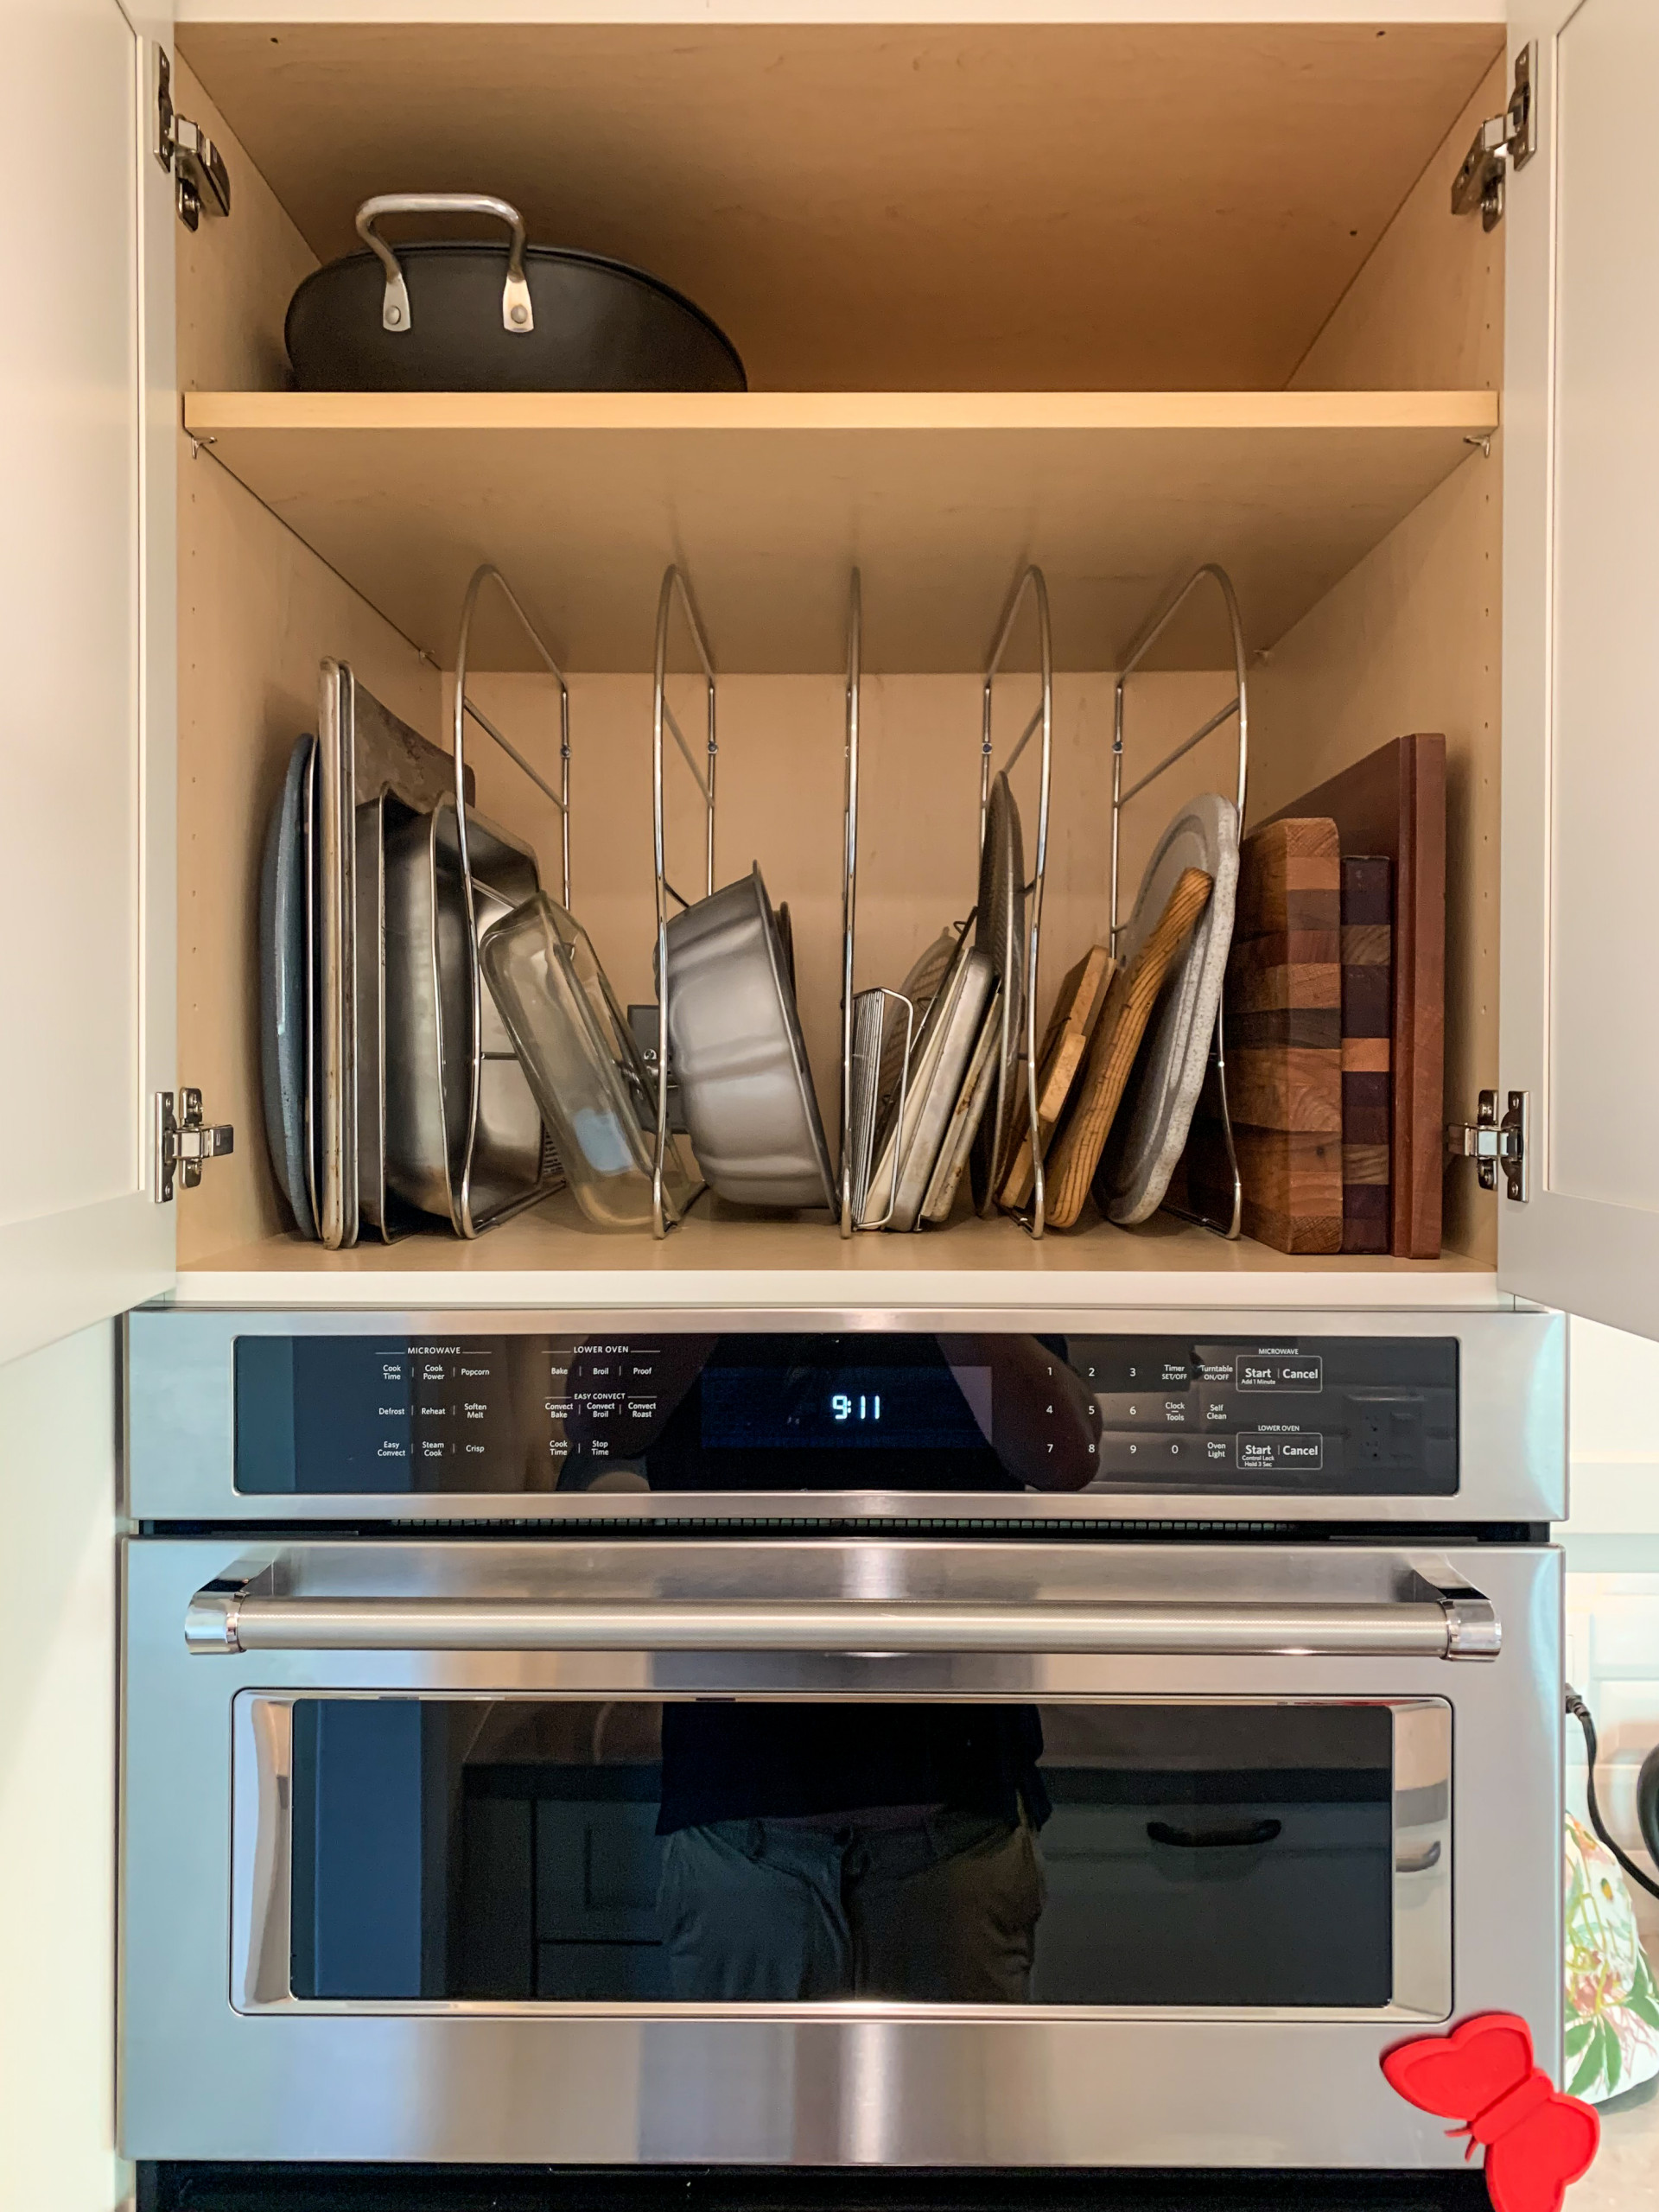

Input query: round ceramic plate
[259,731,318,1239]
[1096,791,1240,1226]
[971,772,1027,1204]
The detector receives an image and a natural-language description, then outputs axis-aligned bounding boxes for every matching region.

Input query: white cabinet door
[1502,0,1659,1340]
[0,0,175,1363]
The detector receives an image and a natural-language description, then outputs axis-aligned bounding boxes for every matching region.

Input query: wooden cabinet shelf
[181,388,1499,675]
[175,1198,1503,1313]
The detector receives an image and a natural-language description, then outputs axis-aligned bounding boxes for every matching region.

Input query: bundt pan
[286,194,747,394]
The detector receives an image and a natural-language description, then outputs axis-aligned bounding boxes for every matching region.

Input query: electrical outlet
[1353,1395,1425,1471]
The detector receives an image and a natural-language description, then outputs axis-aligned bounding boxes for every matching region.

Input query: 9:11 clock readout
[699,1364,989,1451]
[831,1391,881,1423]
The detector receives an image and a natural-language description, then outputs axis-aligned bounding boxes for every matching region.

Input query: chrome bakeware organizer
[1109,561,1250,1241]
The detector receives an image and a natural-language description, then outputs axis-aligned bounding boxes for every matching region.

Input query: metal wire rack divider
[837,563,1053,1237]
[1108,559,1249,1241]
[836,571,912,1236]
[650,563,718,1238]
[449,560,574,1237]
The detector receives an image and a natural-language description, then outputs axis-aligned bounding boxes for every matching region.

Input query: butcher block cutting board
[1224,817,1343,1254]
[997,942,1114,1210]
[1260,733,1445,1259]
[1044,869,1211,1231]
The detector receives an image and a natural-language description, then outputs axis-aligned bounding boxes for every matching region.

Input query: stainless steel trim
[190,1589,1492,1662]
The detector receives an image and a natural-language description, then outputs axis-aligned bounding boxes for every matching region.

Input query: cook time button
[1236,1431,1325,1472]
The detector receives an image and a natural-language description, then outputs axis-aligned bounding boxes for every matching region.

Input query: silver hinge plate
[155,1088,235,1204]
[154,48,231,231]
[1446,1089,1528,1204]
[1452,43,1538,231]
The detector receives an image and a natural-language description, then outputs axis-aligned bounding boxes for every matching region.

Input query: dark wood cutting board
[1260,733,1446,1260]
[1224,817,1343,1255]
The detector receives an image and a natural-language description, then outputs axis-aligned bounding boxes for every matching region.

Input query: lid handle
[353,193,534,335]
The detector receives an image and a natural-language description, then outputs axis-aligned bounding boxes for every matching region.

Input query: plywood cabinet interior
[168,27,1511,1302]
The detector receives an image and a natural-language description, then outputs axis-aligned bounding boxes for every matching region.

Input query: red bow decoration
[1382,2013,1600,2212]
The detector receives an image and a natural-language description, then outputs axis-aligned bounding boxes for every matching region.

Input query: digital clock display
[699,1364,990,1451]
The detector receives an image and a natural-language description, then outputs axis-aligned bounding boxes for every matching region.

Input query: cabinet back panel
[177,20,1502,393]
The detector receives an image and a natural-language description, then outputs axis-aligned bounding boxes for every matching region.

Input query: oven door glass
[241,1696,1449,2016]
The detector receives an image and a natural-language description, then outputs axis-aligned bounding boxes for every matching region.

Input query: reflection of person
[656,1702,1049,2003]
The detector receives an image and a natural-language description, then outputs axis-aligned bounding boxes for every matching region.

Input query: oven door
[122,1538,1561,2168]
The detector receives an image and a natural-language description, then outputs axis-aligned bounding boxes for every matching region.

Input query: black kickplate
[139,2166,1492,2212]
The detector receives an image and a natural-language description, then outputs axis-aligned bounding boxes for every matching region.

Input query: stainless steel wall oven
[121,1306,1565,2184]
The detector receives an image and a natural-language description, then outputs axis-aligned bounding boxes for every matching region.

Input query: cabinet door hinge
[1452,43,1538,232]
[154,48,231,231]
[1446,1090,1528,1204]
[155,1089,235,1204]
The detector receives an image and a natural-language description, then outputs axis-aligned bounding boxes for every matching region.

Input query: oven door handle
[185,1583,1501,1660]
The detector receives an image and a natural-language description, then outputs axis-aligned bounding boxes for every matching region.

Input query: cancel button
[1236,1431,1325,1472]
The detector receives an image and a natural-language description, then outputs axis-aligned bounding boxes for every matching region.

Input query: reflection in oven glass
[287,1700,1396,2008]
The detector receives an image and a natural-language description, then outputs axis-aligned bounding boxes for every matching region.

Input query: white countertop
[1579,2084,1659,2209]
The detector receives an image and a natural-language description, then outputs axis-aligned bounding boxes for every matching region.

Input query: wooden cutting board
[1224,817,1342,1254]
[1044,869,1212,1230]
[1339,855,1392,1253]
[1259,733,1445,1258]
[997,942,1114,1210]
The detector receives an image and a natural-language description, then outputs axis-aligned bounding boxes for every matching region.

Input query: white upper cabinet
[1501,0,1659,1341]
[0,0,176,1364]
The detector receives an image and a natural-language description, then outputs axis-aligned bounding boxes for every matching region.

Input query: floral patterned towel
[1565,1811,1659,2101]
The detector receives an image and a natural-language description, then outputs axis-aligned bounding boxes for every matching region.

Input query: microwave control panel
[1066,1335,1457,1493]
[230,1330,1458,1498]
